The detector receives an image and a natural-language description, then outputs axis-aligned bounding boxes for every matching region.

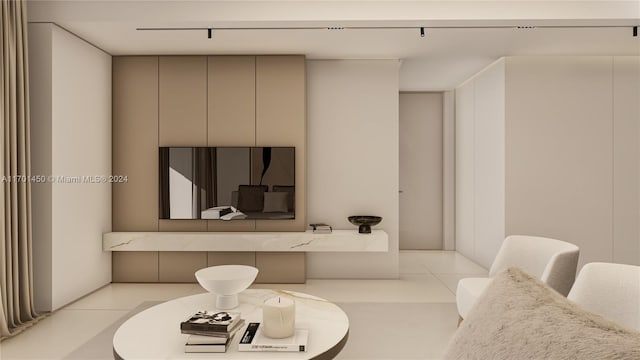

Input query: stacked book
[239,322,309,353]
[180,311,245,353]
[310,223,332,234]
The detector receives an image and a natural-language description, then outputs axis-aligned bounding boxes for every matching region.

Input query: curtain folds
[1,0,41,340]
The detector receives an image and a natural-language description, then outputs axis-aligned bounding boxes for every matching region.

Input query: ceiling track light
[135,25,640,38]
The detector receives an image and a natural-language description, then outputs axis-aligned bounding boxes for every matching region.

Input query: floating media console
[103,230,388,252]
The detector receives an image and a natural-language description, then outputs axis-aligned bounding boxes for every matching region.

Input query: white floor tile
[2,251,484,359]
[64,283,204,310]
[421,251,488,275]
[434,273,486,295]
[0,309,128,360]
[335,302,458,360]
[254,274,455,303]
[399,251,431,274]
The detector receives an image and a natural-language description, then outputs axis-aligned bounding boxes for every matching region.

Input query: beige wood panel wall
[112,56,159,231]
[208,252,256,267]
[255,56,306,231]
[505,57,613,267]
[255,253,306,283]
[207,220,256,231]
[159,56,208,231]
[159,252,207,282]
[253,56,306,278]
[112,55,307,283]
[112,56,161,281]
[208,56,256,146]
[159,220,207,232]
[207,56,257,231]
[113,251,159,282]
[159,56,207,146]
[612,56,640,265]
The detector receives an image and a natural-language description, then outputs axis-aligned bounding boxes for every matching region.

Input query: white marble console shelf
[103,230,388,252]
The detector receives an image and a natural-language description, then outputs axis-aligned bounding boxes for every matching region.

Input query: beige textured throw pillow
[443,267,640,360]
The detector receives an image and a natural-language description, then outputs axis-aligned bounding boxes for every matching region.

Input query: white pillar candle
[262,296,296,338]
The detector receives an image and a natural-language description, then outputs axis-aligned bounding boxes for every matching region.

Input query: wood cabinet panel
[112,252,159,282]
[208,56,256,146]
[255,252,305,284]
[112,56,159,231]
[159,56,207,146]
[158,56,207,231]
[207,220,256,231]
[255,56,306,231]
[207,252,256,267]
[113,55,308,283]
[159,252,207,282]
[159,220,207,232]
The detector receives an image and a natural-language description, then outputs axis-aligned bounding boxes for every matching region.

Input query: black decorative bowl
[348,216,382,234]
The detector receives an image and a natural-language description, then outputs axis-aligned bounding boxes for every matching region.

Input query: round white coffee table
[113,289,349,359]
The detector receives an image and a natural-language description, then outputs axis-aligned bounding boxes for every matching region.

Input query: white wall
[455,59,506,268]
[306,60,399,278]
[456,56,640,269]
[29,24,54,312]
[612,56,640,265]
[399,57,499,92]
[30,23,112,311]
[505,56,614,268]
[442,90,456,251]
[473,60,506,268]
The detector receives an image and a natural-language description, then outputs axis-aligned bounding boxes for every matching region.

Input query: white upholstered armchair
[568,262,640,331]
[456,235,580,320]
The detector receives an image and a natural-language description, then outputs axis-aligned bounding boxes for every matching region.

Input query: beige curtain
[0,0,41,340]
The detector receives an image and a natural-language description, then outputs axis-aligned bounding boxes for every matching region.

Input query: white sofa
[456,235,579,319]
[444,267,640,360]
[568,262,640,331]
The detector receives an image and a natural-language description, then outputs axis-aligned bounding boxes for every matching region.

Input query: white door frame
[443,90,455,250]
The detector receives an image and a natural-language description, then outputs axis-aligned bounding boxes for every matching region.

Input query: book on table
[184,336,230,353]
[185,333,231,345]
[310,223,332,234]
[238,322,308,352]
[184,341,228,353]
[183,319,245,353]
[180,310,242,333]
[181,319,245,338]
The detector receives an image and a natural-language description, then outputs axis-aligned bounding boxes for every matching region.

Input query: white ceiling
[27,0,640,89]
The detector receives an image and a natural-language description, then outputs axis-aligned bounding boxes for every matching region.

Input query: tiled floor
[399,250,489,295]
[0,251,487,360]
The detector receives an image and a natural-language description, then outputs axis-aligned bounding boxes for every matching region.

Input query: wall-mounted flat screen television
[159,147,295,220]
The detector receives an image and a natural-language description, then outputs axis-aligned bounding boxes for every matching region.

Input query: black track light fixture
[136,25,640,39]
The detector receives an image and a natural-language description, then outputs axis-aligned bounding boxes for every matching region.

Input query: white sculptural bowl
[195,265,259,309]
